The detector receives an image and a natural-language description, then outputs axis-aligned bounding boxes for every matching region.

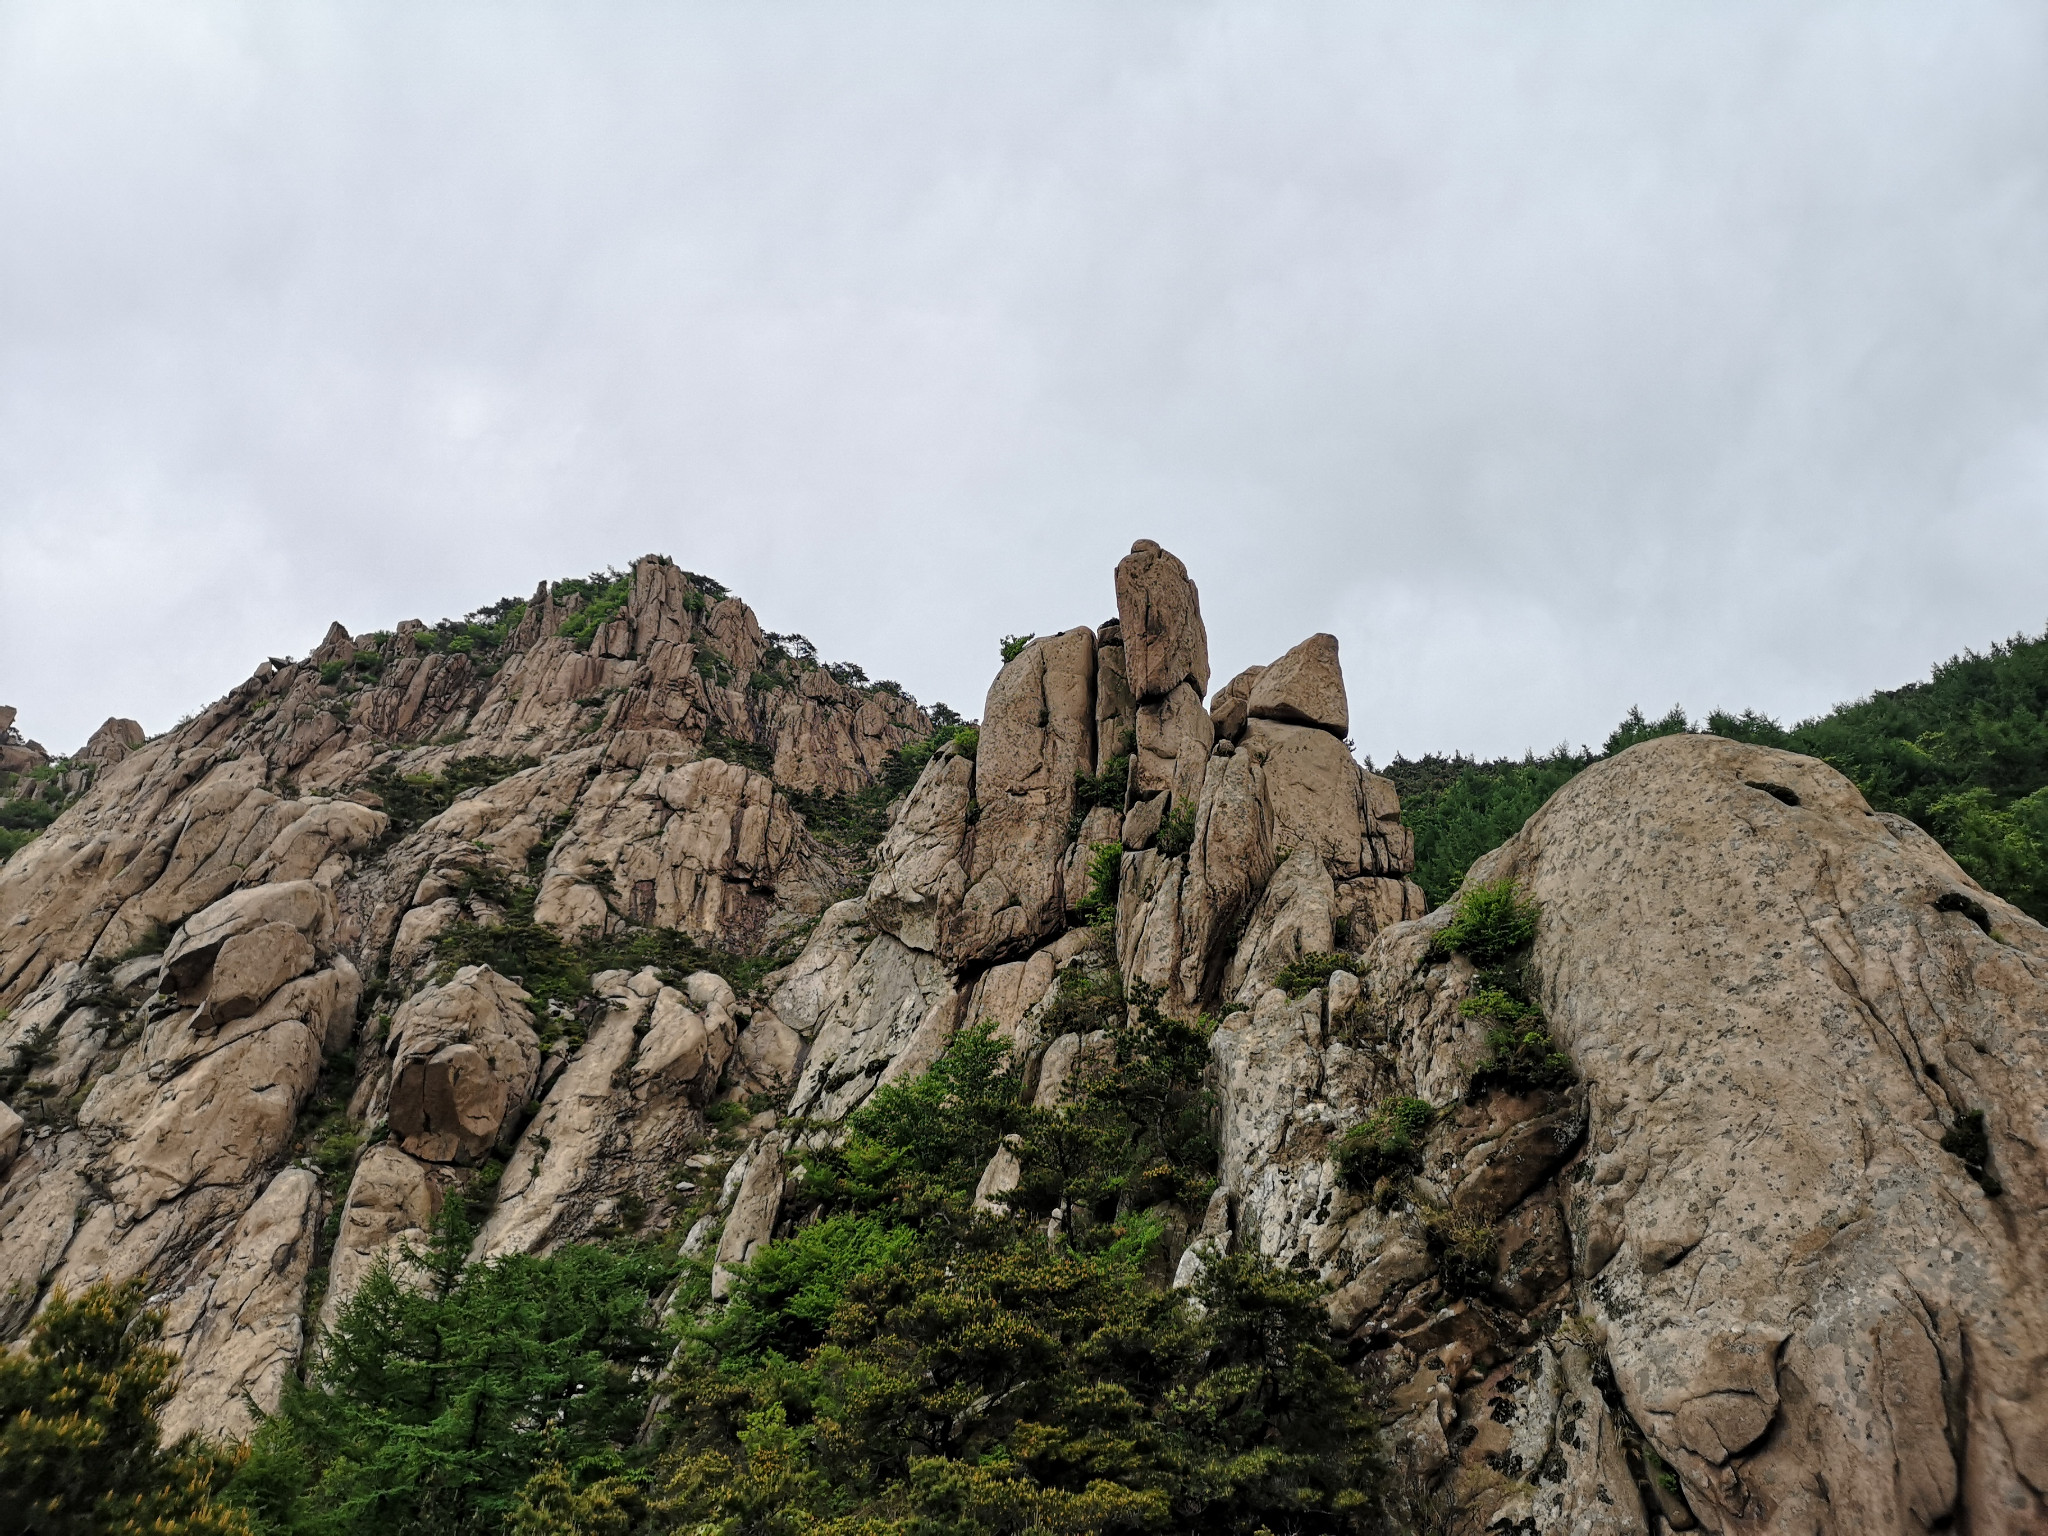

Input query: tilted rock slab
[1475,732,2047,1532]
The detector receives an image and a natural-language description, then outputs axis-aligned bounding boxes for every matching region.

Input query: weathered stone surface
[1132,679,1213,807]
[1221,847,1335,1004]
[866,747,974,953]
[947,627,1095,964]
[1455,733,2048,1532]
[1114,540,1209,701]
[77,716,146,771]
[321,1144,439,1330]
[1247,633,1348,737]
[385,966,541,1164]
[782,917,954,1120]
[631,975,738,1102]
[1206,665,1265,744]
[475,967,711,1259]
[202,922,318,1026]
[1093,619,1136,772]
[1118,742,1276,1015]
[0,1100,20,1171]
[712,1133,785,1300]
[733,1007,805,1096]
[159,1166,320,1442]
[1240,720,1410,880]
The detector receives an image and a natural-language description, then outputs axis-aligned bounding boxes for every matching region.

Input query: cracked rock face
[5,538,2034,1535]
[1474,732,2048,1532]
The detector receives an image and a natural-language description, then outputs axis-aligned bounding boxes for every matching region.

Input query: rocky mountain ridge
[1,542,2042,1534]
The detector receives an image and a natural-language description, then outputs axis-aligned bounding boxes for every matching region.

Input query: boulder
[1474,732,2048,1531]
[1133,680,1214,807]
[385,966,542,1164]
[946,627,1096,964]
[733,1008,805,1096]
[1093,619,1136,771]
[76,717,145,771]
[1247,633,1348,736]
[1241,719,1410,880]
[712,1134,785,1300]
[1207,665,1266,743]
[320,1144,439,1330]
[866,748,974,952]
[1114,540,1210,701]
[161,880,333,996]
[201,921,317,1025]
[159,1166,320,1442]
[0,1100,21,1172]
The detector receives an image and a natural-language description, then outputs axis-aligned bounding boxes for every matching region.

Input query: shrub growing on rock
[1155,800,1199,859]
[0,1279,251,1536]
[1334,1096,1435,1192]
[1433,878,1540,964]
[1467,1024,1575,1098]
[1274,951,1352,999]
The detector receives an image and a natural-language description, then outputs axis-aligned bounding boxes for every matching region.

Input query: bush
[1433,878,1540,963]
[1072,841,1123,926]
[1274,951,1352,1000]
[1334,1097,1434,1192]
[552,570,632,648]
[1467,1025,1575,1097]
[952,725,979,760]
[720,1213,916,1361]
[364,754,537,836]
[1,1278,250,1535]
[999,633,1035,664]
[1156,799,1198,859]
[230,1210,675,1535]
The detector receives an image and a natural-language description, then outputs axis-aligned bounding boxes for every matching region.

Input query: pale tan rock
[385,966,541,1164]
[0,1137,87,1333]
[866,748,974,952]
[1222,848,1335,1005]
[201,922,317,1025]
[973,1137,1024,1212]
[1118,743,1276,1015]
[784,922,954,1120]
[320,1144,439,1331]
[1207,665,1266,744]
[1247,633,1348,737]
[734,1008,804,1096]
[1133,680,1213,807]
[1121,792,1166,851]
[0,1100,20,1171]
[159,1166,320,1442]
[1031,1030,1110,1107]
[162,879,335,996]
[105,1018,325,1218]
[1114,540,1210,701]
[76,717,145,771]
[947,627,1096,964]
[1240,719,1410,880]
[1093,620,1136,773]
[712,1133,785,1300]
[1431,733,2048,1532]
[632,981,736,1102]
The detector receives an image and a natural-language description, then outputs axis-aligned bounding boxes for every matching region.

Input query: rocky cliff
[1,543,2041,1533]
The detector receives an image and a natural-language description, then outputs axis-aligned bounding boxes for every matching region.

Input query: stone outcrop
[15,538,2026,1535]
[946,627,1097,964]
[384,967,542,1164]
[1247,632,1348,736]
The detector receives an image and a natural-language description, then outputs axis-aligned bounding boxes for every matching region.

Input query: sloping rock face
[0,553,931,1434]
[5,536,2019,1536]
[1471,734,2048,1532]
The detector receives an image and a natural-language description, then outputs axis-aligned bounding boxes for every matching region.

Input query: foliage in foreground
[230,1210,675,1536]
[1387,627,2048,921]
[227,996,1384,1535]
[0,1278,251,1535]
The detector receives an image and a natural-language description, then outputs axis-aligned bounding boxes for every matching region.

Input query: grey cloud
[4,3,2046,764]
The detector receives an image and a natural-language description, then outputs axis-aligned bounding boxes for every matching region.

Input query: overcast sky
[5,4,2047,765]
